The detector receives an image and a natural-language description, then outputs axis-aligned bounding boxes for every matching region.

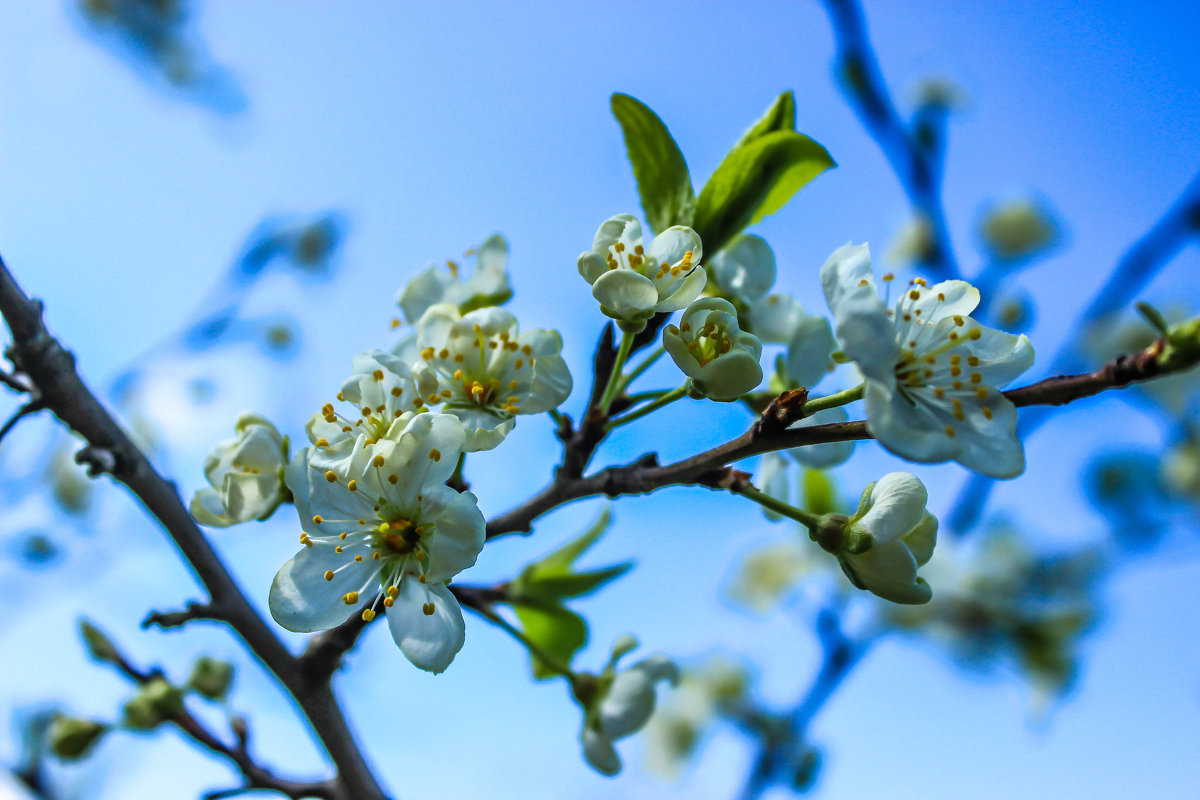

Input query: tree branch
[487,339,1191,539]
[0,254,387,800]
[821,0,960,282]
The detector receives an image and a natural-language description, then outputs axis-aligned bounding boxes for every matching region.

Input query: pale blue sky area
[1,2,1198,799]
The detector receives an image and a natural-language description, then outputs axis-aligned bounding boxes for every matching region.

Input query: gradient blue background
[1,2,1199,798]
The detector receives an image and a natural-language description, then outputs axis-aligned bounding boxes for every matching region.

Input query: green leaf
[530,507,612,573]
[611,93,696,233]
[524,562,634,600]
[734,90,797,149]
[694,130,835,256]
[512,601,588,680]
[802,469,839,517]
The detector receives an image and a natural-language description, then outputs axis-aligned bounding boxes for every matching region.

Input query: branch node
[142,601,220,629]
[753,388,810,435]
[74,445,122,477]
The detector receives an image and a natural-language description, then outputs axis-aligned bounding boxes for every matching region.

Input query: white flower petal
[755,452,790,520]
[854,472,928,544]
[786,407,854,468]
[269,546,371,633]
[647,226,703,268]
[653,266,707,313]
[710,234,775,302]
[592,269,660,322]
[581,726,623,776]
[387,578,466,673]
[421,487,486,581]
[903,512,938,567]
[784,315,837,389]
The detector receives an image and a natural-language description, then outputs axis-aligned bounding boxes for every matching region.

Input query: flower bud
[78,619,119,665]
[49,716,107,760]
[122,678,184,730]
[187,656,235,701]
[663,297,763,401]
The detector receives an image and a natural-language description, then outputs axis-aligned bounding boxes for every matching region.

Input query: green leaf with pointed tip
[531,507,612,573]
[694,130,835,256]
[523,562,634,600]
[512,600,588,680]
[802,469,839,517]
[734,90,797,149]
[611,93,696,233]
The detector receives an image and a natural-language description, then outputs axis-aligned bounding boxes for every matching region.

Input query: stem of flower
[801,383,864,415]
[605,384,689,431]
[617,345,666,395]
[597,329,636,415]
[475,604,575,678]
[733,483,821,531]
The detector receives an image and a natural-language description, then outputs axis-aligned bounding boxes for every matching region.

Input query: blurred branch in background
[821,0,960,282]
[948,172,1200,534]
[74,0,245,114]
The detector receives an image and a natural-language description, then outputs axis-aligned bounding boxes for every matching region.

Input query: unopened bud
[187,656,234,701]
[78,619,119,664]
[122,678,184,730]
[49,716,107,760]
[813,513,849,555]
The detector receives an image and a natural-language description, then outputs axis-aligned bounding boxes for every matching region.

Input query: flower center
[418,327,532,417]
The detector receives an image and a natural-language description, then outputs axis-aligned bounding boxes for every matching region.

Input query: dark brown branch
[0,254,387,800]
[298,615,374,685]
[142,601,221,630]
[487,339,1188,539]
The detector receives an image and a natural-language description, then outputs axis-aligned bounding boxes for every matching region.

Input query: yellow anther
[372,552,381,560]
[951,381,964,390]
[514,358,524,369]
[388,473,399,484]
[679,250,694,271]
[384,596,395,607]
[454,353,465,363]
[968,329,982,340]
[421,347,436,360]
[312,515,324,525]
[347,480,358,492]
[325,471,337,483]
[390,318,401,329]
[858,278,869,287]
[387,586,399,598]
[509,379,518,390]
[944,425,956,438]
[334,545,343,553]
[915,277,928,286]
[614,241,625,252]
[950,366,962,377]
[422,602,435,616]
[934,387,946,399]
[324,570,334,581]
[362,609,376,622]
[975,387,989,400]
[343,592,359,605]
[300,533,312,547]
[970,372,983,384]
[938,293,946,301]
[316,438,329,448]
[521,345,533,356]
[453,369,464,380]
[372,369,385,381]
[983,407,994,420]
[967,356,980,367]
[441,389,452,398]
[909,289,921,300]
[882,272,894,282]
[948,331,959,340]
[354,555,363,562]
[439,348,450,360]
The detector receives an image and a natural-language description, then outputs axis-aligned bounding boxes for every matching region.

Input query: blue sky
[1,2,1199,798]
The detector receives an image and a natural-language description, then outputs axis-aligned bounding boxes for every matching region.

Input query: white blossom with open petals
[305,350,438,451]
[191,413,288,527]
[396,233,512,325]
[821,243,1034,478]
[663,297,762,401]
[269,413,484,673]
[834,472,938,604]
[576,636,679,776]
[394,304,572,452]
[577,214,706,332]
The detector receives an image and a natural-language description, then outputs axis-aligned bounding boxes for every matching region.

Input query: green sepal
[611,93,696,233]
[511,600,588,680]
[187,656,235,701]
[694,130,835,256]
[78,618,119,665]
[734,90,797,149]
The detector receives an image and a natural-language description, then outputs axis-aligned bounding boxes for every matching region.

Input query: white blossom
[821,242,1034,478]
[663,297,763,401]
[269,413,484,673]
[577,214,706,331]
[396,233,512,325]
[576,636,678,776]
[393,304,572,451]
[191,413,288,527]
[708,234,775,304]
[833,472,938,604]
[305,350,438,451]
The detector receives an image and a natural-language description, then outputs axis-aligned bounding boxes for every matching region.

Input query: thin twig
[0,253,387,800]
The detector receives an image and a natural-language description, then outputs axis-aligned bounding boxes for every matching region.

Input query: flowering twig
[487,339,1195,539]
[0,253,387,800]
